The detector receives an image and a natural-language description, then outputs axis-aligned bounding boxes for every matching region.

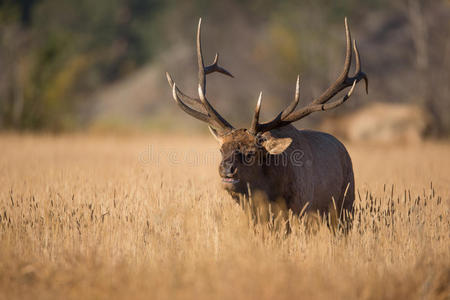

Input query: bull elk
[166,18,368,220]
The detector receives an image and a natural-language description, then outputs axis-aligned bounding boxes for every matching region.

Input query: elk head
[166,18,367,194]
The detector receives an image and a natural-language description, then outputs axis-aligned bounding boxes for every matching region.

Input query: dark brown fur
[215,125,354,216]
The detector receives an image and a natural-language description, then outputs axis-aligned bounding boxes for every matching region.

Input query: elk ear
[262,137,292,154]
[208,126,223,144]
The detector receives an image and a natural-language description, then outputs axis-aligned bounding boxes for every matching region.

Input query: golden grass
[0,134,449,300]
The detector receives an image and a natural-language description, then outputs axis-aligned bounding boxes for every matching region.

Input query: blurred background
[0,0,449,141]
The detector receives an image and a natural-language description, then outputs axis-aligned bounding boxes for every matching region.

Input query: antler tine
[198,84,234,129]
[342,17,353,81]
[171,83,210,124]
[252,76,300,133]
[281,75,301,119]
[322,80,357,110]
[197,18,206,93]
[353,40,361,75]
[250,92,263,134]
[353,40,368,94]
[205,53,234,77]
[166,72,206,112]
[283,80,357,122]
[167,50,234,114]
[311,17,352,106]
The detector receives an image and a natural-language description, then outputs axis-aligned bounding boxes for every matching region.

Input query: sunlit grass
[0,134,448,300]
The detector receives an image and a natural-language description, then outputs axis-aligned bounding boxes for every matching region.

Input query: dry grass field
[0,134,449,300]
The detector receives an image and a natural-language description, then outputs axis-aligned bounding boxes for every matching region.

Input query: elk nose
[219,161,237,178]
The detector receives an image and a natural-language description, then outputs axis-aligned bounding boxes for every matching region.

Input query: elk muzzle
[219,160,239,184]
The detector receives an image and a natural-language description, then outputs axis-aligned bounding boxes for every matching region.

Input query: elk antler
[250,18,368,134]
[166,18,234,134]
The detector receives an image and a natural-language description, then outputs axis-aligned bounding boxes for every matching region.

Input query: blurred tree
[0,0,449,136]
[393,0,450,136]
[0,0,169,130]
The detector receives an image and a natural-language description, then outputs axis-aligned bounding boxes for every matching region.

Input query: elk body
[166,18,368,218]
